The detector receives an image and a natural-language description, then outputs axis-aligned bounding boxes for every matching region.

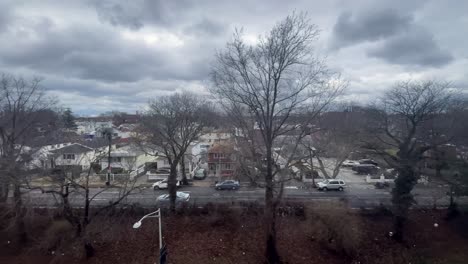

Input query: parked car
[359,159,378,166]
[154,167,171,174]
[317,180,346,191]
[152,179,180,190]
[374,182,390,189]
[193,169,207,180]
[215,180,240,190]
[156,192,190,206]
[352,164,380,175]
[341,160,360,168]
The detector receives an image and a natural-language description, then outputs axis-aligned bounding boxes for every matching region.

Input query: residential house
[207,143,238,179]
[199,129,231,144]
[30,143,97,178]
[97,143,165,179]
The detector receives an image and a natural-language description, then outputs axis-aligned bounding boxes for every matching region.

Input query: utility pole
[104,128,112,186]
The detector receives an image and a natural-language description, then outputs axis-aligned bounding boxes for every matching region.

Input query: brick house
[207,143,238,179]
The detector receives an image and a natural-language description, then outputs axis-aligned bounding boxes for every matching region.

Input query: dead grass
[1,204,468,264]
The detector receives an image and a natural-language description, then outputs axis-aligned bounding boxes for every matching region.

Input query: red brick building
[207,143,238,178]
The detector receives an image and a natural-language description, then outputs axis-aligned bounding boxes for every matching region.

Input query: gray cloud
[0,16,210,82]
[91,0,194,30]
[0,1,14,32]
[332,9,412,48]
[92,0,145,30]
[0,0,465,115]
[368,27,453,67]
[183,18,226,36]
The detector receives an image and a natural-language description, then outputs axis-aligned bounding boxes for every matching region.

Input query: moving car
[352,164,380,175]
[341,160,360,168]
[317,180,346,191]
[152,179,180,190]
[156,192,190,205]
[215,180,240,190]
[359,159,378,166]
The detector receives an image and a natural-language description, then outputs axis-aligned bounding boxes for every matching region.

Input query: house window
[111,157,122,162]
[210,164,216,171]
[63,154,75,160]
[224,163,231,170]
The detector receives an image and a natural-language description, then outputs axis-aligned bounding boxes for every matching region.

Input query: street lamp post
[133,208,163,250]
[133,208,167,263]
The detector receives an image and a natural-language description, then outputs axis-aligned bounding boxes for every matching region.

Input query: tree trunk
[316,155,330,179]
[309,150,316,187]
[435,166,442,178]
[13,183,27,243]
[61,186,82,237]
[181,155,188,185]
[168,162,179,212]
[264,148,280,264]
[0,181,9,202]
[84,190,90,226]
[391,165,418,242]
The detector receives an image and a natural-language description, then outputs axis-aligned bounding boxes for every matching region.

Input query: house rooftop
[50,143,93,155]
[208,143,235,153]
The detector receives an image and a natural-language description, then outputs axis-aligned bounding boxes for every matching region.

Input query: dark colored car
[359,159,378,166]
[352,164,380,175]
[215,180,240,190]
[375,182,390,189]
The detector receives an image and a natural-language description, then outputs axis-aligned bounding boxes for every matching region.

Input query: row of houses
[27,128,239,182]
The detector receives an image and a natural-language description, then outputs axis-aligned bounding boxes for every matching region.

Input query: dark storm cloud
[92,0,144,30]
[91,0,194,30]
[0,0,465,115]
[332,9,412,48]
[0,16,209,82]
[368,27,453,67]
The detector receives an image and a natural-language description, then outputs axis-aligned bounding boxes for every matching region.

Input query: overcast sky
[1,0,467,115]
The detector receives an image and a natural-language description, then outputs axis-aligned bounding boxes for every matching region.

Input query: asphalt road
[18,182,460,209]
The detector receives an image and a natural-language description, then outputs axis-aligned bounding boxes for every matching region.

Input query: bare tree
[301,111,361,179]
[31,149,144,257]
[0,73,57,242]
[140,92,212,210]
[211,13,344,263]
[364,80,459,241]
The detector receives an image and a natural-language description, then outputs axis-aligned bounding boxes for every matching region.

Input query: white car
[317,180,346,191]
[341,160,360,168]
[152,179,180,190]
[156,192,190,205]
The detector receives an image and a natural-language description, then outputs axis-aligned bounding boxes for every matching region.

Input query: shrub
[308,205,362,258]
[36,220,74,253]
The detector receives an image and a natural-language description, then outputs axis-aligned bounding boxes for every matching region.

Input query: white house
[199,130,231,144]
[30,143,96,170]
[98,144,161,174]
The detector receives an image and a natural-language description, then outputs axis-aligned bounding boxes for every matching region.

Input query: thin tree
[364,80,458,241]
[0,73,56,242]
[211,13,344,263]
[140,93,212,210]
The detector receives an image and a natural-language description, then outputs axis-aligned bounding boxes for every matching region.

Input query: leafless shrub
[35,220,74,253]
[307,204,362,258]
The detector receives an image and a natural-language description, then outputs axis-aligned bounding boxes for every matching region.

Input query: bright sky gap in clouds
[0,0,466,115]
